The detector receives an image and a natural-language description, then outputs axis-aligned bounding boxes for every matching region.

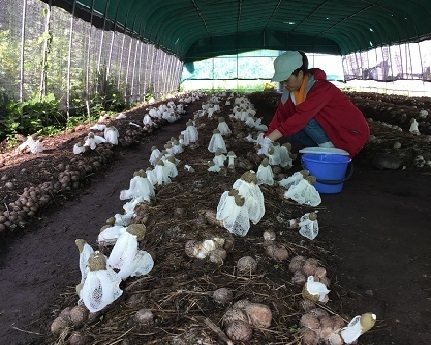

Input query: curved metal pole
[19,0,27,102]
[130,2,147,103]
[85,0,95,118]
[66,0,76,119]
[97,0,111,74]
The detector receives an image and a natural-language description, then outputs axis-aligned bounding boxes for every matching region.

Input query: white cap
[271,51,303,82]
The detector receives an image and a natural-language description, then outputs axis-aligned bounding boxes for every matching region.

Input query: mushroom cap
[360,312,377,332]
[151,146,158,151]
[240,170,257,184]
[308,212,318,221]
[87,251,107,271]
[213,128,221,134]
[305,176,316,185]
[164,141,173,149]
[234,194,245,207]
[75,239,87,253]
[126,223,147,240]
[227,151,236,157]
[300,169,310,177]
[228,189,239,197]
[261,157,270,167]
[166,155,176,163]
[218,117,225,123]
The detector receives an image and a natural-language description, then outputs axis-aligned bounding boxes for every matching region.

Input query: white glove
[257,137,273,155]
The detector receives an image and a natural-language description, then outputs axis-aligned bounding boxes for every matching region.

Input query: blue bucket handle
[301,160,354,185]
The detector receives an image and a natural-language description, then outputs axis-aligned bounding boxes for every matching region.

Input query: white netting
[216,191,250,236]
[284,179,321,206]
[163,159,178,178]
[278,146,293,168]
[298,214,319,240]
[340,315,362,343]
[267,146,281,165]
[213,153,227,166]
[104,127,119,145]
[107,232,138,279]
[232,179,265,224]
[279,171,306,189]
[78,242,94,285]
[154,162,171,185]
[184,124,198,143]
[113,213,134,226]
[256,165,274,185]
[146,168,157,185]
[208,133,227,153]
[217,122,232,135]
[305,276,330,302]
[216,191,235,220]
[125,250,154,278]
[222,203,250,237]
[80,268,123,312]
[119,176,155,201]
[149,148,161,166]
[123,196,144,215]
[97,225,127,246]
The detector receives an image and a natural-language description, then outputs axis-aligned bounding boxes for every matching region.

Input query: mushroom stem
[204,317,234,345]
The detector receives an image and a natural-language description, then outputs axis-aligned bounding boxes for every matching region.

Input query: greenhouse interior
[1,1,431,345]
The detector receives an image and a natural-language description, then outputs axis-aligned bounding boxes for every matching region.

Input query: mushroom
[73,141,86,155]
[213,149,227,167]
[302,276,330,303]
[104,125,119,145]
[84,132,106,150]
[154,160,171,185]
[208,128,227,153]
[74,239,94,295]
[80,251,123,312]
[119,170,155,202]
[297,212,319,240]
[284,176,321,207]
[232,170,265,225]
[340,312,376,344]
[216,190,250,236]
[256,157,274,185]
[226,151,237,169]
[106,225,154,280]
[217,116,232,135]
[149,146,161,166]
[207,160,221,172]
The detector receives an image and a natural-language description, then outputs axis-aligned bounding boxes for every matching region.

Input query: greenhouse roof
[50,0,431,62]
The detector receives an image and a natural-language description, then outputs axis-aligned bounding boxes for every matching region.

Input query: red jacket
[266,68,370,157]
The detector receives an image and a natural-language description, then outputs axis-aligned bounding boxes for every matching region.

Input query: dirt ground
[0,92,430,345]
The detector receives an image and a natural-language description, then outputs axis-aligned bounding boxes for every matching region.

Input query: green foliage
[7,92,62,134]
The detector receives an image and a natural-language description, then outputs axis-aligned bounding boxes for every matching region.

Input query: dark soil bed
[0,91,430,345]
